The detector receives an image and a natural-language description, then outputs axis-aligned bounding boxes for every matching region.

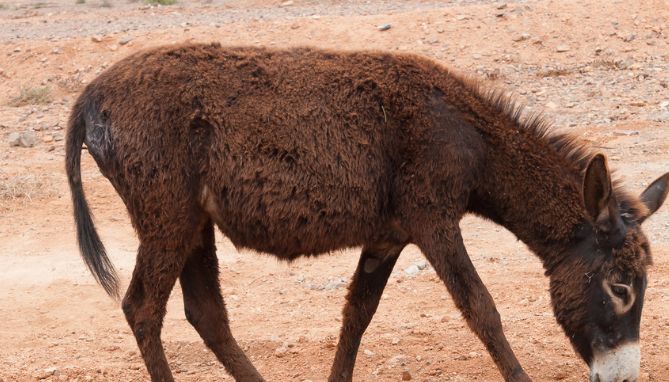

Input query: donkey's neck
[469,124,588,269]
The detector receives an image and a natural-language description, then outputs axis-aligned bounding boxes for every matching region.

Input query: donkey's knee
[122,294,147,337]
[122,295,136,325]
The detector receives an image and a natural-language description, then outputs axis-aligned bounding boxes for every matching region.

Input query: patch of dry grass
[536,67,573,78]
[145,0,177,5]
[0,171,59,210]
[9,86,52,107]
[590,59,618,70]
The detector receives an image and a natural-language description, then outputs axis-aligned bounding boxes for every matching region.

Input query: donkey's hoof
[508,368,532,382]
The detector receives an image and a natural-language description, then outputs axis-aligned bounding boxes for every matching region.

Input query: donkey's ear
[639,173,669,222]
[583,154,613,223]
[583,154,624,235]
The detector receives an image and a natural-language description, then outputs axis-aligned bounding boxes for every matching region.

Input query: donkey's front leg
[417,228,531,382]
[328,242,405,382]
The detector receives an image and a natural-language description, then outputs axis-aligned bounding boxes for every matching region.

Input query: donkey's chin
[589,342,640,382]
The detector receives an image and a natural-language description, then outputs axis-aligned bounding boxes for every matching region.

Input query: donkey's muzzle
[589,342,640,382]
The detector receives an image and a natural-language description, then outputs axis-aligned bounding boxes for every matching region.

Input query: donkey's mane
[463,78,648,222]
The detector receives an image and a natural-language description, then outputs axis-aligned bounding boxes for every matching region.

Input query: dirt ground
[1,0,668,381]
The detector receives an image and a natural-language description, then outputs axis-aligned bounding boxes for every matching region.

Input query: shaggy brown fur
[66,43,668,382]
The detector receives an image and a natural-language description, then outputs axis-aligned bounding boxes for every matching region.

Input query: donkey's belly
[199,179,385,260]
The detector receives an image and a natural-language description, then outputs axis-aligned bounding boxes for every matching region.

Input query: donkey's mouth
[589,342,640,382]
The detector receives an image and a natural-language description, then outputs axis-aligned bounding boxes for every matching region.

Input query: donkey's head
[548,154,668,382]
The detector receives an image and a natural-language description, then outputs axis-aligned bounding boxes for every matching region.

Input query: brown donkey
[66,43,668,382]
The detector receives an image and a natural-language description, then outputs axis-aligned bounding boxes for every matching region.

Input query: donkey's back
[72,43,483,261]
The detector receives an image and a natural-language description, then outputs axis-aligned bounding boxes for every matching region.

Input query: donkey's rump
[86,44,425,258]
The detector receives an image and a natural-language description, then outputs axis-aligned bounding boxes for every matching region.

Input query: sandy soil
[1,0,668,381]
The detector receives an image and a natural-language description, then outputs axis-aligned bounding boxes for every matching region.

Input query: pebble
[556,45,570,52]
[377,24,391,31]
[363,349,374,357]
[275,345,288,357]
[513,33,531,42]
[402,370,412,381]
[615,59,634,70]
[652,111,669,122]
[613,130,639,136]
[545,101,558,109]
[42,135,54,143]
[387,354,408,367]
[118,37,132,45]
[322,277,347,290]
[8,131,36,147]
[91,35,103,42]
[623,33,636,42]
[279,0,293,6]
[404,264,420,276]
[35,367,57,379]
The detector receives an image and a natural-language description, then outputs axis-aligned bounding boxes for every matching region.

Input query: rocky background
[1,0,668,381]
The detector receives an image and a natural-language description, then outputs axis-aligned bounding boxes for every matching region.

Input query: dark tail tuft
[65,98,120,300]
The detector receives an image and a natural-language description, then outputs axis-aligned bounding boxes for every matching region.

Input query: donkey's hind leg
[328,242,405,382]
[122,225,201,382]
[180,220,265,381]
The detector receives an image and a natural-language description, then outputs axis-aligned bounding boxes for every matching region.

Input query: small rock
[512,33,531,42]
[387,354,408,367]
[615,59,634,70]
[51,47,62,54]
[53,132,64,141]
[415,261,428,270]
[613,130,639,136]
[42,135,54,143]
[377,24,391,31]
[556,45,570,53]
[496,3,508,9]
[36,367,57,379]
[322,277,347,290]
[659,100,669,109]
[455,14,469,21]
[279,0,293,6]
[91,35,103,43]
[274,345,288,358]
[8,132,20,146]
[404,265,420,276]
[652,111,669,122]
[118,37,132,45]
[363,349,374,357]
[623,33,636,42]
[545,101,558,110]
[9,131,36,147]
[391,338,400,345]
[402,370,412,381]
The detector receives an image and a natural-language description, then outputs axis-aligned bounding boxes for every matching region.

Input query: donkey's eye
[611,285,628,298]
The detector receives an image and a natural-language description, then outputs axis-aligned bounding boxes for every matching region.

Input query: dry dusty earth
[1,0,669,381]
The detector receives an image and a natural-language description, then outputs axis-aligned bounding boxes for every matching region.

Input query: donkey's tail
[65,98,120,300]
